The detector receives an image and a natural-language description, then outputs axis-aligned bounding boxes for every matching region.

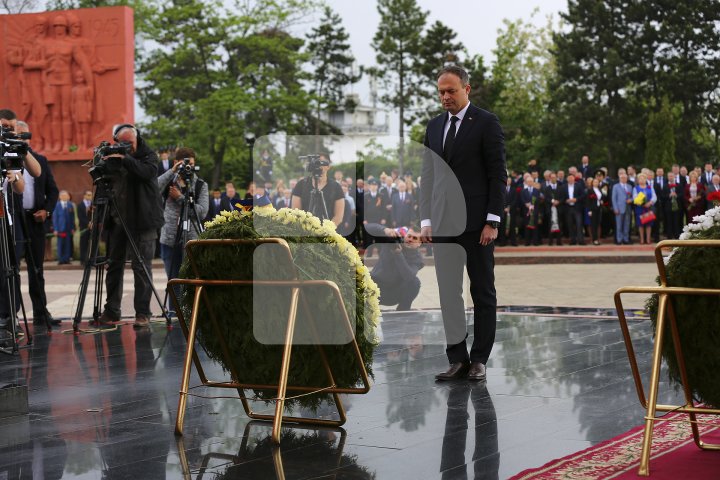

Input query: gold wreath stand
[168,238,371,444]
[614,239,720,476]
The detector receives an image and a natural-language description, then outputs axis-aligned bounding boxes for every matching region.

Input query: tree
[305,5,361,145]
[413,20,465,122]
[0,0,38,13]
[137,0,317,188]
[551,0,720,171]
[491,14,556,171]
[645,96,676,170]
[370,0,427,175]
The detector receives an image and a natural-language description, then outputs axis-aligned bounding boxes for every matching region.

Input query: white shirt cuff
[486,213,501,222]
[421,219,431,228]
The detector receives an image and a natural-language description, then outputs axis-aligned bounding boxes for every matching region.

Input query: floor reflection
[440,383,499,480]
[0,311,687,479]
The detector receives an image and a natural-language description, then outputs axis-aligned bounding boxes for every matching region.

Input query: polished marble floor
[0,311,683,479]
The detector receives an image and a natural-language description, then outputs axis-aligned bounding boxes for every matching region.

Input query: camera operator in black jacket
[365,223,424,311]
[96,124,164,328]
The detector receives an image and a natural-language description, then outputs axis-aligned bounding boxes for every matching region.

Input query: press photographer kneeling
[157,147,208,313]
[364,223,424,311]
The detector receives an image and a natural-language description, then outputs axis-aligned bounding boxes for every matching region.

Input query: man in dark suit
[156,148,172,176]
[204,188,229,222]
[419,66,507,382]
[391,181,415,227]
[701,162,715,186]
[77,190,92,265]
[15,121,59,326]
[559,174,586,245]
[497,177,518,246]
[580,155,594,179]
[653,167,670,242]
[542,172,563,245]
[363,178,389,249]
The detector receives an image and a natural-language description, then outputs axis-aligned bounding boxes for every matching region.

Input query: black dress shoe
[435,362,469,381]
[468,362,487,381]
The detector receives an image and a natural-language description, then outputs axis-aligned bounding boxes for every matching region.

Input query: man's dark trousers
[103,222,156,319]
[23,211,51,319]
[434,232,496,365]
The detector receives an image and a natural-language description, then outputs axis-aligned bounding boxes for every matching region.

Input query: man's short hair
[175,147,196,161]
[0,109,16,121]
[16,120,29,130]
[437,65,469,86]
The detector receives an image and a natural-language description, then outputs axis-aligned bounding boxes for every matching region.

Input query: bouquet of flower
[633,191,646,206]
[708,191,720,207]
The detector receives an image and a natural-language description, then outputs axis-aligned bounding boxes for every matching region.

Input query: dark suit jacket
[205,196,231,222]
[391,192,415,227]
[654,177,670,205]
[558,182,586,210]
[542,184,561,214]
[157,159,172,176]
[701,171,714,186]
[77,200,91,230]
[420,103,507,234]
[24,149,59,215]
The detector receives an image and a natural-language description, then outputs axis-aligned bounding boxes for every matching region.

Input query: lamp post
[244,132,256,185]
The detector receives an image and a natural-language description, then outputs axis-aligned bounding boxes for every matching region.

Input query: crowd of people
[3,100,719,335]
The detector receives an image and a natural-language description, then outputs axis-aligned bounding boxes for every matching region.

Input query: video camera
[300,154,329,178]
[0,125,30,173]
[178,157,200,183]
[89,141,132,182]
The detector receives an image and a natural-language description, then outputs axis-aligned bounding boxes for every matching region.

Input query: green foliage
[371,0,428,174]
[550,0,720,171]
[645,96,677,170]
[412,21,464,123]
[178,212,376,411]
[646,224,720,408]
[306,6,362,137]
[491,13,556,171]
[136,0,318,189]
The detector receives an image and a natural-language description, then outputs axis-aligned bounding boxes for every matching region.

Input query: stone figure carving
[2,7,133,158]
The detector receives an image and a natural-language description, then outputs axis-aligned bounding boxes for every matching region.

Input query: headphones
[112,123,137,141]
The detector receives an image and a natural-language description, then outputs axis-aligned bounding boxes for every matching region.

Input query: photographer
[15,120,58,326]
[0,110,41,178]
[291,155,344,225]
[364,223,424,311]
[0,150,26,334]
[96,124,164,329]
[157,147,208,296]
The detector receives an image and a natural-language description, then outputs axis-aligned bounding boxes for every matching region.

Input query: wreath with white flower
[647,205,720,407]
[178,206,380,410]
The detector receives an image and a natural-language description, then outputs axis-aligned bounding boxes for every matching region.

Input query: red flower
[516,187,522,192]
[708,191,720,202]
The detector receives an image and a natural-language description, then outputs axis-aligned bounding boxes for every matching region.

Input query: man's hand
[383,227,399,238]
[420,226,432,243]
[479,225,497,246]
[168,185,182,200]
[33,209,48,223]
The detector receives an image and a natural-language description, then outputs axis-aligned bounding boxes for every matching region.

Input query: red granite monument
[0,6,134,197]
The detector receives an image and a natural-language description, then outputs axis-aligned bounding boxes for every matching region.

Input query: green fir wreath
[646,206,720,407]
[177,206,379,411]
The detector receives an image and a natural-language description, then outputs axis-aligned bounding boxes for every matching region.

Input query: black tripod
[161,173,204,315]
[307,174,329,221]
[0,178,32,354]
[72,177,170,334]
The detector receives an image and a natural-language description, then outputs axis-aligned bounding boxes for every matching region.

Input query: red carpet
[510,411,720,479]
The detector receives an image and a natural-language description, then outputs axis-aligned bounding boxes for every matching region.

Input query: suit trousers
[434,231,497,364]
[615,210,631,243]
[23,211,51,319]
[103,222,157,319]
[566,207,584,243]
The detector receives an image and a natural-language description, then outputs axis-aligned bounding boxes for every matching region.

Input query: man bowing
[419,66,507,381]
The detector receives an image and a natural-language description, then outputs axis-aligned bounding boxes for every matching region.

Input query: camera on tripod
[89,141,131,182]
[178,157,200,183]
[300,154,329,178]
[0,125,30,173]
